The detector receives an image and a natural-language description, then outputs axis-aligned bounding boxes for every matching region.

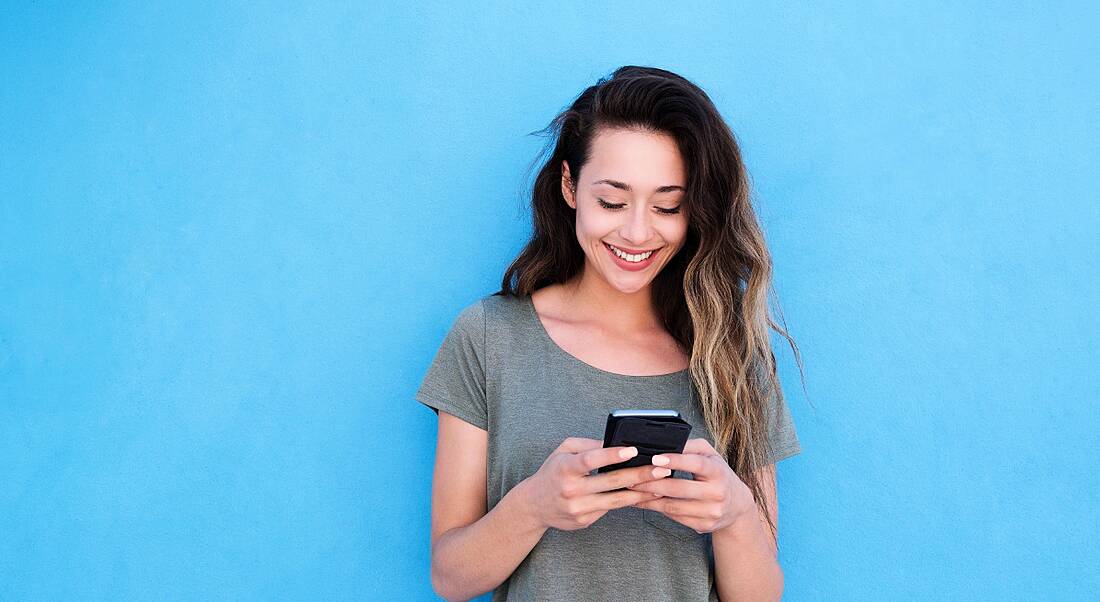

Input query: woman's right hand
[522,437,672,531]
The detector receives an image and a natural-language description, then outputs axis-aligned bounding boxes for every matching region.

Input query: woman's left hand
[628,438,755,534]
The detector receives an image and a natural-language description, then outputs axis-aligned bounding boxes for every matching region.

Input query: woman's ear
[561,160,576,209]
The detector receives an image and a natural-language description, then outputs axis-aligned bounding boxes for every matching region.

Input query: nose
[620,203,654,245]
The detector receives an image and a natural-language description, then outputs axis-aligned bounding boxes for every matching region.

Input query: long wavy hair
[494,65,807,546]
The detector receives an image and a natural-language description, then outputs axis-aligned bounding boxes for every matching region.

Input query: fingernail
[619,446,638,460]
[652,455,670,466]
[653,467,672,478]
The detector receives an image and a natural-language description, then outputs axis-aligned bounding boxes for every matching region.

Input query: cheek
[574,207,617,239]
[660,220,689,246]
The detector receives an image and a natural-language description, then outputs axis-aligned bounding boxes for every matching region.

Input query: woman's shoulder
[475,292,528,323]
[446,292,529,336]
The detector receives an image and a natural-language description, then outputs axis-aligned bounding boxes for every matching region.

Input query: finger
[631,503,709,531]
[557,437,603,454]
[682,437,720,456]
[611,493,668,514]
[627,475,711,499]
[629,495,711,519]
[650,451,720,479]
[582,488,663,514]
[570,444,638,475]
[576,509,608,527]
[631,498,674,511]
[580,464,671,495]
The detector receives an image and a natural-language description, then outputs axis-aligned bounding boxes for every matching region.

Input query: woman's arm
[428,412,547,601]
[711,463,785,601]
[431,478,546,600]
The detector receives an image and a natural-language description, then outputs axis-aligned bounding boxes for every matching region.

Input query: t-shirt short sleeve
[760,380,802,468]
[415,300,488,431]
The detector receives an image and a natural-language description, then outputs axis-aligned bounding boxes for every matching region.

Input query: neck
[560,262,661,333]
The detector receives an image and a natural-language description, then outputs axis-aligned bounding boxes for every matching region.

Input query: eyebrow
[591,179,686,194]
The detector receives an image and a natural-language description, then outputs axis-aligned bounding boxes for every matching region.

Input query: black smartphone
[596,409,692,475]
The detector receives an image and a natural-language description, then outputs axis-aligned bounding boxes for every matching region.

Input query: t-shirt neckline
[522,294,689,380]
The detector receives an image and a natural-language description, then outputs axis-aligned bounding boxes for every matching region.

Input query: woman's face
[562,128,689,294]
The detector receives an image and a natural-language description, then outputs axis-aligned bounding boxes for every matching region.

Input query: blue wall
[2,2,1097,600]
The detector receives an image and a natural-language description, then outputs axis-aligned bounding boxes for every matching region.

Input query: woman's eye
[598,199,681,215]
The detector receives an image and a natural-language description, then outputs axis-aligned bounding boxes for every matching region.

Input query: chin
[606,274,653,294]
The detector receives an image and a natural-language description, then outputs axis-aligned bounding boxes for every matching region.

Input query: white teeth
[607,243,655,263]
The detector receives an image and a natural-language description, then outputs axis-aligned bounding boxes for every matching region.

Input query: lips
[602,241,661,271]
[603,242,662,254]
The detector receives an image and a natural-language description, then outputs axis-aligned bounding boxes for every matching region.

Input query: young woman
[416,65,804,601]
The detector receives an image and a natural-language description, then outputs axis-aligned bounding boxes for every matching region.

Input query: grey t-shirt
[415,293,801,601]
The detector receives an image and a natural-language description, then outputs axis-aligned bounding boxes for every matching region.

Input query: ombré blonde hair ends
[497,65,807,546]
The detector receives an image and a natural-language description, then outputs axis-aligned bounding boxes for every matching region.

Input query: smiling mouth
[603,242,663,254]
[603,241,663,263]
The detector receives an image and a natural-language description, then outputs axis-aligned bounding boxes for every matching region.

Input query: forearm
[431,478,547,601]
[712,513,784,601]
